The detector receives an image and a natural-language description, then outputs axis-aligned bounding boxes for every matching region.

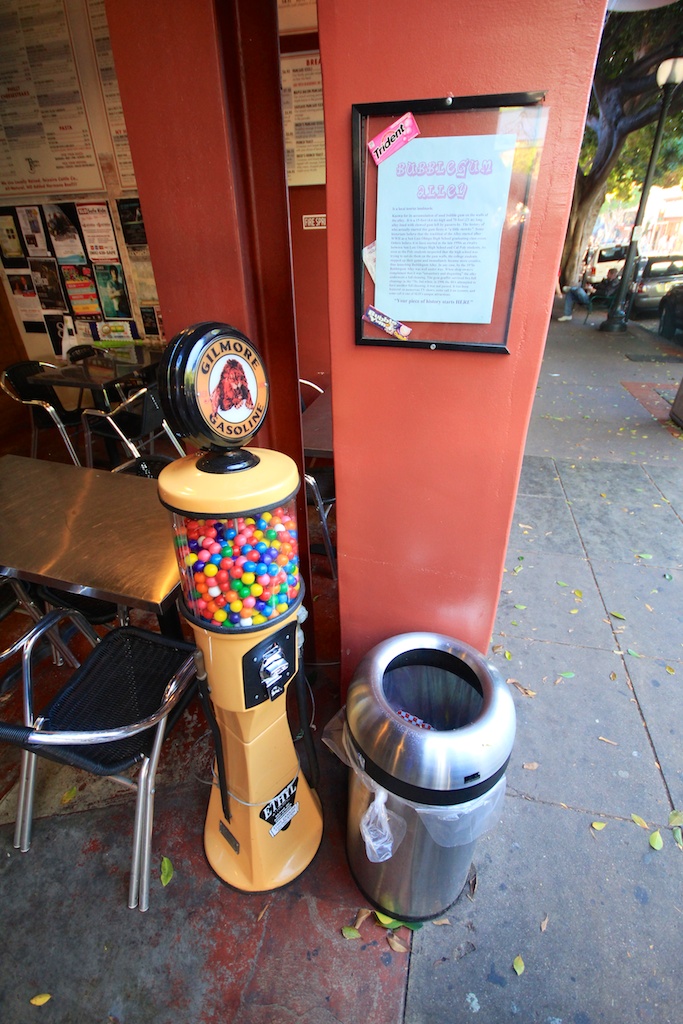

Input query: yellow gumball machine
[157,322,323,892]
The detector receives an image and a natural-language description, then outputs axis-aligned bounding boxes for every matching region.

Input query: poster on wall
[29,257,68,311]
[280,52,326,187]
[76,202,120,262]
[374,134,515,325]
[86,0,137,190]
[61,264,102,318]
[0,0,103,197]
[117,198,147,247]
[352,94,548,352]
[140,306,160,337]
[94,262,131,319]
[43,204,87,264]
[7,271,42,321]
[16,206,50,256]
[277,0,317,34]
[0,210,24,261]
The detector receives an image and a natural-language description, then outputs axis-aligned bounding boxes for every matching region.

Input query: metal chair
[0,579,81,692]
[299,377,324,411]
[305,466,337,579]
[0,360,82,465]
[0,609,196,911]
[82,383,185,468]
[66,344,97,363]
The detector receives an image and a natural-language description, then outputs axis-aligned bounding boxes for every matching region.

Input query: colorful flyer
[61,264,102,317]
[94,262,132,319]
[43,204,87,265]
[29,257,68,311]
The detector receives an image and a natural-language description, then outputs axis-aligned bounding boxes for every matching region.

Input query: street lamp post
[600,57,683,333]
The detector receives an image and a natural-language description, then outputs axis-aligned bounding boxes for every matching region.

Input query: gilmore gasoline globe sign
[159,322,269,451]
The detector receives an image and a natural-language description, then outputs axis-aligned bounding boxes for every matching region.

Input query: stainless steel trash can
[344,632,515,920]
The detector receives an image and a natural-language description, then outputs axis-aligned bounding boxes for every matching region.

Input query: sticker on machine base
[195,331,268,445]
[260,776,299,837]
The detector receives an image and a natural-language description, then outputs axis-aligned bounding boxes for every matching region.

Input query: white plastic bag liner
[413,776,506,847]
[323,707,506,856]
[359,787,408,863]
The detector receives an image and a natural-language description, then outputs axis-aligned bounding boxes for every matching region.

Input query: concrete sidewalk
[405,308,683,1023]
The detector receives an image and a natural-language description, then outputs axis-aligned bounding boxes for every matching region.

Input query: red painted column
[316,0,608,686]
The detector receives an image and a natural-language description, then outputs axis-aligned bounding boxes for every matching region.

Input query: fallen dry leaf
[257,901,271,922]
[540,914,548,933]
[354,908,372,930]
[508,679,536,698]
[523,762,539,771]
[387,933,409,953]
[432,917,451,926]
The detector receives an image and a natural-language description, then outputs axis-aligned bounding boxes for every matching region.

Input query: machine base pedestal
[204,770,323,892]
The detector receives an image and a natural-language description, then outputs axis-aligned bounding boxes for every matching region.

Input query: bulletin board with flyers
[352,92,548,352]
[0,0,165,357]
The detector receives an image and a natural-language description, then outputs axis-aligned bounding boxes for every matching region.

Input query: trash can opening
[383,648,484,731]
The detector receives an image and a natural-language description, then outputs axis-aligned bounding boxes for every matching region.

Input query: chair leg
[55,423,81,466]
[319,507,337,580]
[9,580,80,669]
[162,420,186,458]
[83,420,94,468]
[129,720,167,911]
[14,748,38,852]
[128,757,150,910]
[305,475,337,579]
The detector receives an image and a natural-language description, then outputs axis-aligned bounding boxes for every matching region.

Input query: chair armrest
[26,654,196,747]
[81,387,147,422]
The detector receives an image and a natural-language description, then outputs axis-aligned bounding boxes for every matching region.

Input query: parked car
[582,244,628,285]
[658,284,683,339]
[630,255,683,315]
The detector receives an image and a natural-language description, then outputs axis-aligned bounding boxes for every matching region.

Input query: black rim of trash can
[346,728,510,806]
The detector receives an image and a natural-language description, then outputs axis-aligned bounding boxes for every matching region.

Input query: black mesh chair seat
[33,628,195,774]
[0,611,196,911]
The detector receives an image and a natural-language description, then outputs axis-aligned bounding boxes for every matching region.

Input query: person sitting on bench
[558,267,620,322]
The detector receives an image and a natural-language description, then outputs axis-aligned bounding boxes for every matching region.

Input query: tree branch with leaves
[560,4,683,286]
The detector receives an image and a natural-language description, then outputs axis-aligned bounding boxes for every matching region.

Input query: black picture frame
[352,92,547,352]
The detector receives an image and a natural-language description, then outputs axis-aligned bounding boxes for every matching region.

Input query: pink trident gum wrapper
[368,112,420,166]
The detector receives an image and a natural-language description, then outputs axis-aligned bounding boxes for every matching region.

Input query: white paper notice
[374,135,516,324]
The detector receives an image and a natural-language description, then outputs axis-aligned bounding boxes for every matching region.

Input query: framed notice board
[352,92,548,353]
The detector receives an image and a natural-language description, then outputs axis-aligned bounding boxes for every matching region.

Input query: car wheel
[659,303,677,340]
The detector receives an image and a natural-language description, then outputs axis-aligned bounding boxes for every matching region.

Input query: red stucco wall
[316,0,607,684]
